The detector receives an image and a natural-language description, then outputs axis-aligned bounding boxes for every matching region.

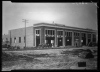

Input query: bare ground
[2,47,97,71]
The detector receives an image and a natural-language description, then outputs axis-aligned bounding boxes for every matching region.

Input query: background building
[2,23,97,48]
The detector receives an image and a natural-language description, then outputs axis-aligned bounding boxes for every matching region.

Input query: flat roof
[33,23,96,32]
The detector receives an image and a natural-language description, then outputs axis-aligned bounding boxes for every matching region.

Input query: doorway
[65,37,72,46]
[46,37,55,46]
[36,36,40,47]
[58,38,63,47]
[82,37,86,46]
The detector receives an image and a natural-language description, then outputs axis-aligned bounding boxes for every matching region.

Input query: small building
[2,23,97,48]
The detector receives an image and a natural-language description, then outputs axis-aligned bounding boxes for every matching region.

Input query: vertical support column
[72,31,74,46]
[96,33,98,43]
[63,30,65,47]
[86,33,88,46]
[44,28,46,44]
[33,28,35,47]
[55,29,57,47]
[91,33,93,42]
[80,32,82,46]
[41,27,45,45]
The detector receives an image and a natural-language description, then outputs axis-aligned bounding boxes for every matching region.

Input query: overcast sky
[2,1,97,35]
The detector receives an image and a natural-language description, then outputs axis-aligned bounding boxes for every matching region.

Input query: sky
[2,1,97,35]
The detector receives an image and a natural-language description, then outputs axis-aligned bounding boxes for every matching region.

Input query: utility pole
[22,19,28,48]
[10,30,11,46]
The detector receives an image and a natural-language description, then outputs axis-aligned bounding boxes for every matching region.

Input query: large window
[36,30,40,36]
[19,37,21,43]
[58,31,63,36]
[36,30,40,34]
[65,32,72,37]
[14,37,16,43]
[93,34,96,38]
[74,32,79,37]
[81,33,86,37]
[46,30,55,35]
[88,34,91,38]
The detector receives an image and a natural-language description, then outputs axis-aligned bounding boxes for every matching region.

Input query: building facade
[2,23,97,48]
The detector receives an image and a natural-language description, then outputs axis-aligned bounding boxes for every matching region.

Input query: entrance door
[65,37,72,46]
[36,36,40,47]
[58,38,63,47]
[88,39,91,45]
[82,37,86,46]
[46,37,55,46]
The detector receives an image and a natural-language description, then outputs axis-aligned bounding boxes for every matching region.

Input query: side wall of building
[9,26,34,48]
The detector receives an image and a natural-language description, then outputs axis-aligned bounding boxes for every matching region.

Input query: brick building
[2,23,97,48]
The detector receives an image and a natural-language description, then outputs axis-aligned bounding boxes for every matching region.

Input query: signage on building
[51,40,54,43]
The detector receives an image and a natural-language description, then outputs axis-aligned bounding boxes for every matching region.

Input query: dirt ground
[2,47,97,71]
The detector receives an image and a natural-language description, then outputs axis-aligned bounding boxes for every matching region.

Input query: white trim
[35,28,41,47]
[65,30,73,32]
[33,25,96,32]
[45,28,55,30]
[57,30,63,31]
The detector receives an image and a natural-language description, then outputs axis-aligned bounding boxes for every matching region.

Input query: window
[14,37,16,43]
[70,32,72,36]
[19,37,21,43]
[69,32,70,36]
[88,34,91,38]
[65,32,66,36]
[58,31,63,36]
[36,30,40,34]
[74,33,76,36]
[77,33,79,36]
[49,30,51,35]
[53,30,54,35]
[82,33,85,37]
[46,30,47,34]
[48,30,50,35]
[46,30,55,35]
[93,34,96,38]
[24,37,25,43]
[74,32,79,37]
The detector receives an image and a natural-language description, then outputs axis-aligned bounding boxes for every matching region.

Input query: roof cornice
[33,23,96,32]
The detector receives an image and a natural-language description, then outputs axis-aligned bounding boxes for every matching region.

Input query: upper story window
[57,31,63,36]
[46,30,55,35]
[36,29,40,36]
[65,32,72,37]
[88,34,91,38]
[19,37,21,43]
[93,34,96,38]
[36,30,40,34]
[81,33,86,37]
[74,32,79,37]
